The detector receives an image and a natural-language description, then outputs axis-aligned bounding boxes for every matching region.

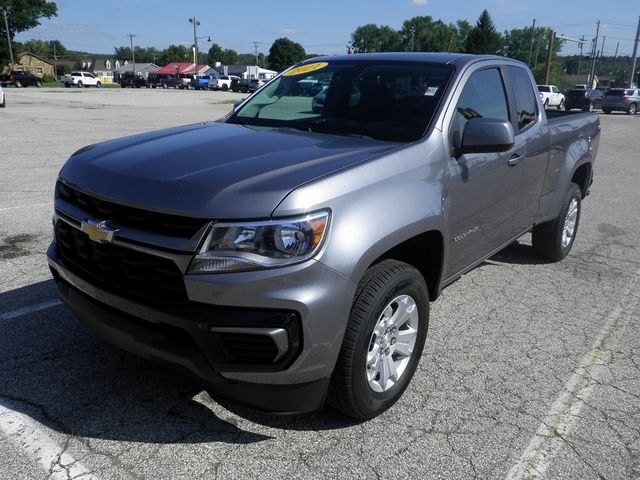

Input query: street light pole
[128,33,136,76]
[188,16,200,71]
[1,7,15,70]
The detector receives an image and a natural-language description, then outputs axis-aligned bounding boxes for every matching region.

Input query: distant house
[114,63,159,80]
[213,65,277,80]
[15,52,55,77]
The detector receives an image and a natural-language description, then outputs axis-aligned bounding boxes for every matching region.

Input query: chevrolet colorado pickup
[48,53,600,419]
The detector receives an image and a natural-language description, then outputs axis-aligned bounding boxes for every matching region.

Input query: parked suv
[0,70,42,88]
[119,72,147,88]
[602,88,640,115]
[564,88,603,111]
[537,85,565,109]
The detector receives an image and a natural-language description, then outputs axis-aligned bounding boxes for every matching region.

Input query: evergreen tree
[464,10,502,55]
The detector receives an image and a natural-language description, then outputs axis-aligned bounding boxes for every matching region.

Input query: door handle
[507,154,521,167]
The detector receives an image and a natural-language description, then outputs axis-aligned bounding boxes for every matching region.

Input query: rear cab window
[507,66,538,132]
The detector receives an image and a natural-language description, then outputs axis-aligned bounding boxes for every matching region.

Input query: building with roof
[213,65,277,79]
[15,52,55,77]
[114,63,159,80]
[155,62,210,76]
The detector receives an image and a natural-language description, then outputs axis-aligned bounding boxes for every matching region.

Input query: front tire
[327,260,429,420]
[15,80,22,88]
[96,81,101,88]
[628,103,637,115]
[77,81,83,88]
[532,182,582,262]
[35,80,42,88]
[557,99,564,110]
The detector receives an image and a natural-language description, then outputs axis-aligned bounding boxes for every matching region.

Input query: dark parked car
[564,88,604,111]
[119,72,147,88]
[146,74,179,89]
[0,70,42,88]
[602,88,640,115]
[231,78,250,93]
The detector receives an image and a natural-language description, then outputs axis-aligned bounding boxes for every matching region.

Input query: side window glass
[507,66,538,131]
[454,68,509,138]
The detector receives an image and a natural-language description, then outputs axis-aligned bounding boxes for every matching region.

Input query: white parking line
[0,299,62,321]
[0,398,97,480]
[0,201,53,213]
[505,267,640,480]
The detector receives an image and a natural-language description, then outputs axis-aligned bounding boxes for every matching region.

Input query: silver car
[602,88,640,115]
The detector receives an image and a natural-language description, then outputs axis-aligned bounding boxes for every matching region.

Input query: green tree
[220,48,237,65]
[0,0,58,67]
[350,24,402,53]
[400,16,460,52]
[268,37,306,72]
[452,20,472,52]
[157,44,189,65]
[502,26,561,65]
[464,10,502,55]
[207,43,223,64]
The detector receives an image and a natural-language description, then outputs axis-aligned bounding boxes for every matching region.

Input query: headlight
[188,210,330,274]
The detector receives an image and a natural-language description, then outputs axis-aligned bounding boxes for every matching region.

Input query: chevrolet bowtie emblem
[80,219,119,243]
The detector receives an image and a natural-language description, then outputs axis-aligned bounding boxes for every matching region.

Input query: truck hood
[60,122,401,219]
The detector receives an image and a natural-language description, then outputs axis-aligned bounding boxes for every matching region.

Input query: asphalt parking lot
[0,87,639,480]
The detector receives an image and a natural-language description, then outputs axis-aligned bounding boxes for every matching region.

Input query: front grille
[56,181,207,238]
[56,220,188,305]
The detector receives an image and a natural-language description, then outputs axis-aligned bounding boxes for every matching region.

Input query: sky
[14,0,640,59]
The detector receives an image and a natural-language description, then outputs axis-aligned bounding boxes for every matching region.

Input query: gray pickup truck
[48,53,599,419]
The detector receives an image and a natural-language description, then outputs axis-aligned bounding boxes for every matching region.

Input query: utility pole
[53,42,58,78]
[188,16,201,70]
[544,30,555,84]
[593,35,606,84]
[534,31,543,68]
[128,33,136,76]
[251,41,260,66]
[528,18,536,67]
[630,16,640,88]
[1,7,14,69]
[588,20,600,88]
[577,36,585,76]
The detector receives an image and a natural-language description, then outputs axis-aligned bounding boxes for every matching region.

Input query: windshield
[227,60,453,142]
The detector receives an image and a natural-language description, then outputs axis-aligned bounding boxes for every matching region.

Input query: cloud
[411,0,429,5]
[279,28,300,35]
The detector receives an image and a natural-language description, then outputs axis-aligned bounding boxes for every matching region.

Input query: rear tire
[603,108,612,114]
[222,84,228,91]
[557,99,564,110]
[35,80,42,88]
[15,80,22,88]
[532,182,582,262]
[327,260,429,420]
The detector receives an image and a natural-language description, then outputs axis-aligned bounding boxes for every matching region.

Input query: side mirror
[458,118,515,155]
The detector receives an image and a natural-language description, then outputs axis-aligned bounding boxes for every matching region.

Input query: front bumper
[47,242,356,414]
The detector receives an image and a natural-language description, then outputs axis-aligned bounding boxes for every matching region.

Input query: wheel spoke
[367,343,380,366]
[390,296,417,329]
